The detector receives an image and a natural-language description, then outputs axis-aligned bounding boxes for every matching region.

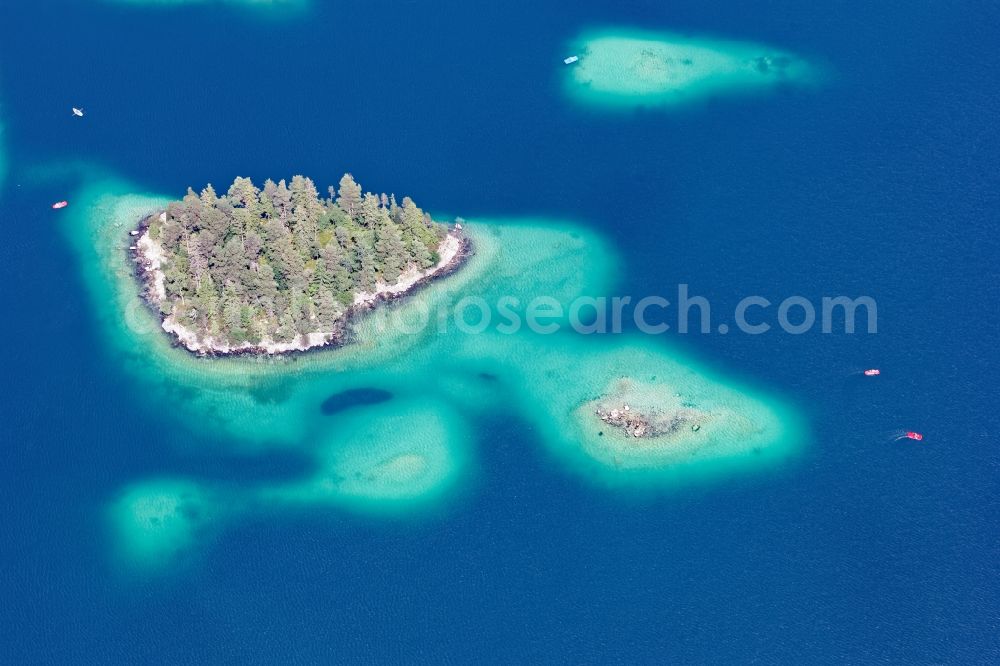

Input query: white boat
[563,55,579,65]
[72,107,84,117]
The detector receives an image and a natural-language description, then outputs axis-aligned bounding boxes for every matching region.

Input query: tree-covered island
[134,174,466,354]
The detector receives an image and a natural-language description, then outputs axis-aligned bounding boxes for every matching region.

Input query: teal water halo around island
[563,27,820,109]
[57,172,805,570]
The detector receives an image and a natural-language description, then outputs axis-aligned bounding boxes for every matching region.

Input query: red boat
[904,431,923,441]
[863,368,880,376]
[52,201,69,209]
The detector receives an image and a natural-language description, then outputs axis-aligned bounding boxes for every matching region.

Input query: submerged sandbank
[107,479,221,570]
[564,27,817,108]
[266,397,469,509]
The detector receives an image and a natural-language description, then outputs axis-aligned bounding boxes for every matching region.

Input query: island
[133,174,467,354]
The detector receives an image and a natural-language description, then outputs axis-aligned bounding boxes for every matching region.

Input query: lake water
[1,0,997,661]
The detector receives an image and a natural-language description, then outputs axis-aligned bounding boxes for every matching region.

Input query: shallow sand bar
[565,27,816,108]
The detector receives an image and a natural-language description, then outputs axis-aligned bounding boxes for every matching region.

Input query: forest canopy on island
[145,174,449,347]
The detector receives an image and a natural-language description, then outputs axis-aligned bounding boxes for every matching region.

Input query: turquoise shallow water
[564,27,819,108]
[2,0,998,662]
[54,174,801,568]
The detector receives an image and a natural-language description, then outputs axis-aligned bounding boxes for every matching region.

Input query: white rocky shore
[135,214,466,355]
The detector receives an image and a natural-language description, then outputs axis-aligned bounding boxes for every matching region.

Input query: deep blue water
[2,0,998,662]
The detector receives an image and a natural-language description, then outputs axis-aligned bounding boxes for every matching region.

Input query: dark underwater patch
[320,388,393,415]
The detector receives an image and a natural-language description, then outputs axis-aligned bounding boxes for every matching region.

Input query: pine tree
[337,173,363,220]
[293,294,314,335]
[221,284,246,344]
[309,260,327,297]
[360,192,382,229]
[276,309,297,342]
[226,177,261,238]
[200,184,218,208]
[259,180,278,222]
[290,175,321,257]
[188,232,210,285]
[190,278,215,337]
[355,238,378,292]
[271,179,292,225]
[410,235,434,268]
[317,289,340,329]
[215,236,246,287]
[376,221,407,283]
[320,244,353,295]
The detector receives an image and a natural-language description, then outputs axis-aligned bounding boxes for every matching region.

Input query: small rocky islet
[588,377,707,441]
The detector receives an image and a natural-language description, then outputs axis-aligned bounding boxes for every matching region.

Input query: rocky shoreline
[130,212,473,357]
